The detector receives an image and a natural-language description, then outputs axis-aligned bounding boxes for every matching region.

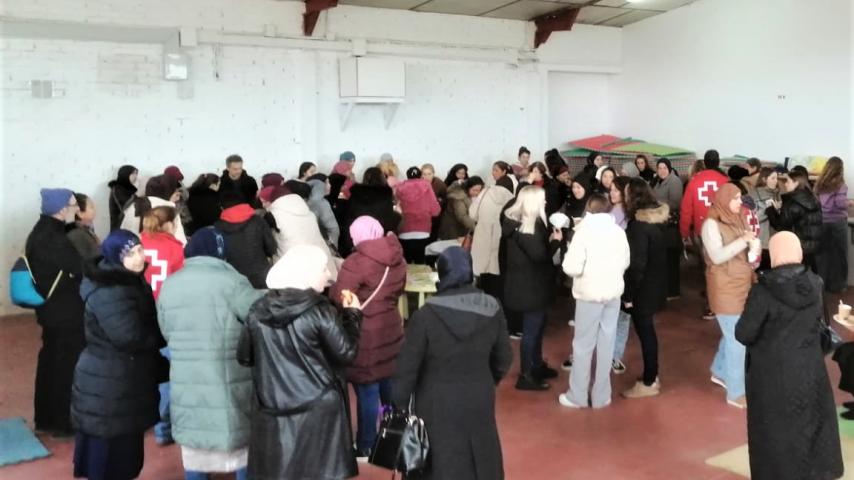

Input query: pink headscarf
[350,216,383,247]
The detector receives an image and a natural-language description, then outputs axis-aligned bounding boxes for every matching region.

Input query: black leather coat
[238,288,361,480]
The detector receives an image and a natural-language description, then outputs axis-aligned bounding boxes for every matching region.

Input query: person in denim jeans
[701,183,761,409]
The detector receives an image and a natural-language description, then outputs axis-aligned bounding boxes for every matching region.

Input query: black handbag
[369,399,429,476]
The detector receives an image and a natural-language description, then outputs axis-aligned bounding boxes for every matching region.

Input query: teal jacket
[157,257,264,452]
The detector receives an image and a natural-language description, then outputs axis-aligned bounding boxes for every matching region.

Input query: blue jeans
[613,310,631,362]
[521,310,546,375]
[185,468,247,480]
[353,379,392,452]
[711,314,745,400]
[155,347,171,442]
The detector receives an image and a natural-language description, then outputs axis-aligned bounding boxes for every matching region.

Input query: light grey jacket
[654,173,683,213]
[307,179,341,247]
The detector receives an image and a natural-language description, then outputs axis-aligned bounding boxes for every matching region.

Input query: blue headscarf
[101,229,141,266]
[185,227,227,259]
[437,246,473,292]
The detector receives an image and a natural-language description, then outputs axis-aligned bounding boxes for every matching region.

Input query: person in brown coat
[330,216,407,458]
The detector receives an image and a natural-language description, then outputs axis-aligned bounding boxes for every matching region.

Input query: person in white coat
[558,194,630,409]
[469,177,516,300]
[266,190,341,282]
[121,174,188,245]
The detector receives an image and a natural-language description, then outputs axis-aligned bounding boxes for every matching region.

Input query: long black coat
[186,186,222,235]
[215,215,277,289]
[501,218,560,313]
[766,188,823,256]
[238,289,361,480]
[338,184,401,257]
[392,286,513,480]
[25,215,87,431]
[622,204,668,317]
[736,265,843,480]
[72,259,166,438]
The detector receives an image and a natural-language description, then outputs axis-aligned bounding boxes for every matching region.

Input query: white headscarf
[266,244,330,290]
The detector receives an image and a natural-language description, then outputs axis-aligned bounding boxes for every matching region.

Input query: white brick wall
[0,0,622,314]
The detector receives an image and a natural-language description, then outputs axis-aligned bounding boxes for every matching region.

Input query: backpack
[9,256,62,309]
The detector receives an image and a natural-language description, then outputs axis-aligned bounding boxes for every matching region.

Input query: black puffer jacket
[623,204,668,317]
[736,265,843,480]
[238,289,361,480]
[215,215,277,289]
[501,218,560,312]
[186,187,221,235]
[766,188,823,255]
[339,183,401,257]
[72,259,166,438]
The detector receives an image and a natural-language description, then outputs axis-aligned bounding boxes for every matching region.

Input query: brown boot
[622,380,661,398]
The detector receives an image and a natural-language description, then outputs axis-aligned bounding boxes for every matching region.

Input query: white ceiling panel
[414,0,518,16]
[627,0,695,11]
[599,8,659,26]
[339,0,426,8]
[484,1,577,20]
[595,0,629,7]
[574,5,626,24]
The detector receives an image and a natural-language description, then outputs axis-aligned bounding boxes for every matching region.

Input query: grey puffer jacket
[308,179,340,246]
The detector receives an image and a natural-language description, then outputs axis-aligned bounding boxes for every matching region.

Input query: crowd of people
[20,147,850,479]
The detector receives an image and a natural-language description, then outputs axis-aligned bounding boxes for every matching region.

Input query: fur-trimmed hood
[634,203,670,224]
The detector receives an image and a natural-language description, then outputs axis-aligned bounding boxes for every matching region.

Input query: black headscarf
[565,174,592,218]
[109,165,138,192]
[437,246,473,292]
[496,176,515,194]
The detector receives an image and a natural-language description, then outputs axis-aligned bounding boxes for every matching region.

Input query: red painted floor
[2,270,851,479]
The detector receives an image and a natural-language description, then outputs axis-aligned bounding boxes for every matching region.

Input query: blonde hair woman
[501,186,563,391]
[377,153,401,188]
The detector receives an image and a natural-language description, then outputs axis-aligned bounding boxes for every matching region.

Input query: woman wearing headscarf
[502,186,563,391]
[238,245,362,480]
[392,247,513,480]
[72,230,166,480]
[594,166,616,196]
[186,173,222,235]
[565,174,592,220]
[470,175,515,300]
[330,216,407,459]
[396,166,441,264]
[736,232,843,480]
[332,151,357,199]
[307,174,341,247]
[158,228,263,480]
[635,155,656,184]
[702,183,761,409]
[653,158,684,299]
[266,188,340,282]
[108,165,138,231]
[583,152,605,177]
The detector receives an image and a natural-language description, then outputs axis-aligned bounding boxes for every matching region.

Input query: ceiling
[337,0,697,27]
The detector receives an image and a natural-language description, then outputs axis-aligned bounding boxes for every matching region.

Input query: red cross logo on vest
[697,181,718,207]
[144,249,168,292]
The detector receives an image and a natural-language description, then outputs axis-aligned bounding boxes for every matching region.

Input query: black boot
[515,374,549,391]
[534,362,558,380]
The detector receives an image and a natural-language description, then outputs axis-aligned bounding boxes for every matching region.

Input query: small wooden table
[398,264,438,319]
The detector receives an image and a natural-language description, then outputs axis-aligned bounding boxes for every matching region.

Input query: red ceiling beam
[304,0,338,36]
[533,6,580,48]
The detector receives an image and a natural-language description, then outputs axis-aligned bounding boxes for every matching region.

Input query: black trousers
[400,238,431,265]
[817,221,849,292]
[35,327,86,432]
[665,245,682,298]
[631,313,658,386]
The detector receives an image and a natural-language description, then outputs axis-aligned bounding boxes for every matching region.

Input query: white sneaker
[568,319,576,327]
[558,393,582,409]
[710,375,726,389]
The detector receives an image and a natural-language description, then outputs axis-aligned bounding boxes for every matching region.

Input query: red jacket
[679,169,728,238]
[141,232,185,299]
[396,179,441,234]
[330,234,407,384]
